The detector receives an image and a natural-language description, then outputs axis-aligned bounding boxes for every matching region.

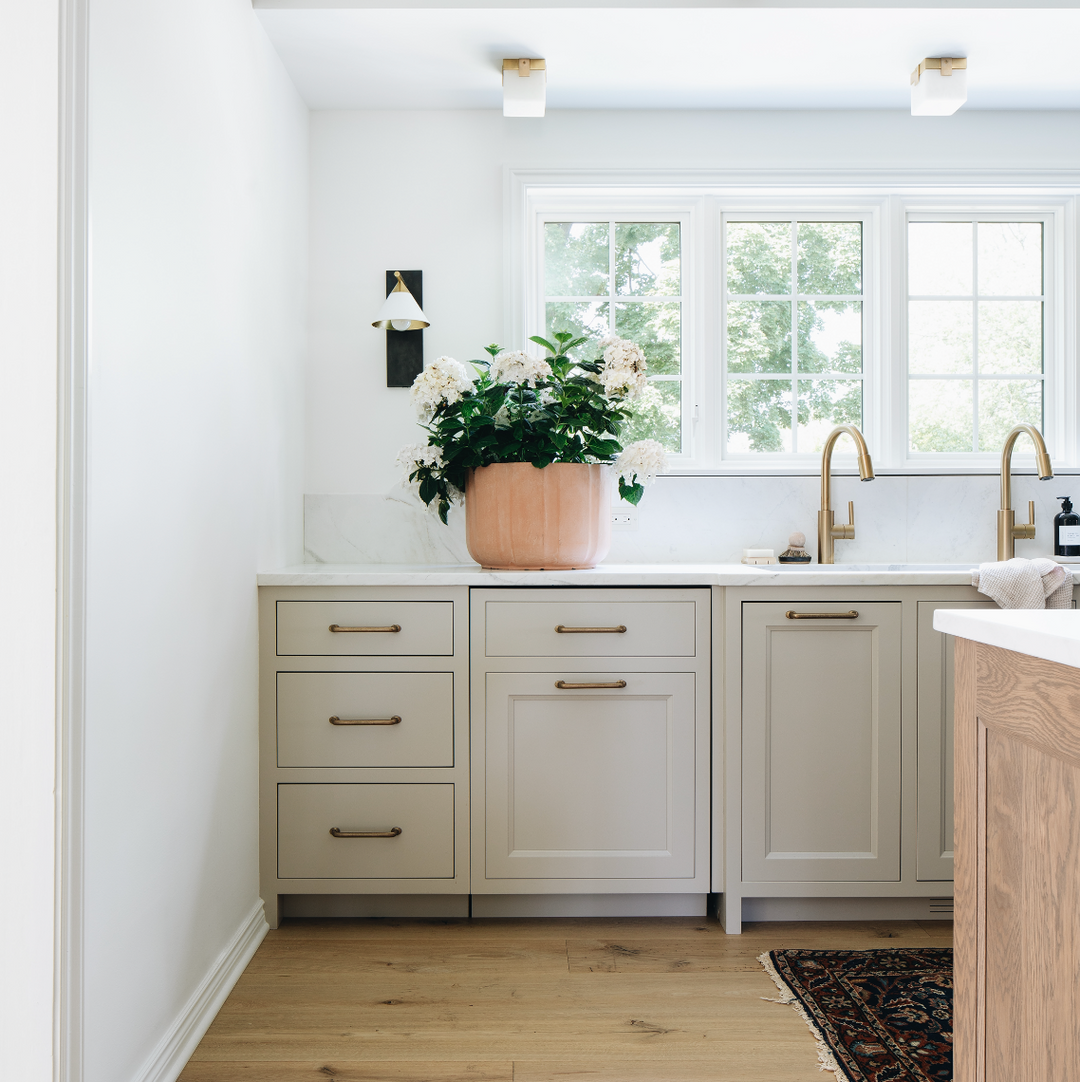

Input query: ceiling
[254,5,1080,111]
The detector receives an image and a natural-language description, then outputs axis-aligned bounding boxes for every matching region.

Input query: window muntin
[542,221,684,453]
[724,220,864,455]
[907,220,1045,454]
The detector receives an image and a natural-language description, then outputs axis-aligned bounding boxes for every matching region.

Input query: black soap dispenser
[1054,497,1080,557]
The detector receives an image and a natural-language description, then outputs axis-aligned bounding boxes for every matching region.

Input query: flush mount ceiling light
[910,57,968,116]
[503,58,546,118]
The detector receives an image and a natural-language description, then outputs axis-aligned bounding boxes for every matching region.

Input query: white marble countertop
[933,608,1080,669]
[258,561,982,587]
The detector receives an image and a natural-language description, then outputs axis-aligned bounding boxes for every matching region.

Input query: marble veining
[304,472,1072,568]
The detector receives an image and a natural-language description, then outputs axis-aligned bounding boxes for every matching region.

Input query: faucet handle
[1013,499,1037,541]
[832,500,856,541]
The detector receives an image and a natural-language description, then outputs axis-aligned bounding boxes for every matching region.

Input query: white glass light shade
[503,63,546,118]
[911,65,968,116]
[372,276,428,330]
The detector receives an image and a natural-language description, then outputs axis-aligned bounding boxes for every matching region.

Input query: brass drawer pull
[329,715,402,726]
[555,680,628,690]
[329,624,401,633]
[785,610,859,620]
[555,624,627,634]
[329,826,402,839]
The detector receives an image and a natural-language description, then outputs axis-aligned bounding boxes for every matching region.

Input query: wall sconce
[911,57,968,116]
[373,270,428,387]
[503,58,546,118]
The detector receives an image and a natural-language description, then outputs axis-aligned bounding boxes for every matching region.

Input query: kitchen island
[934,608,1080,1082]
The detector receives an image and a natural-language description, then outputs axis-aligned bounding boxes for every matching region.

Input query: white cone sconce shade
[373,271,429,331]
[503,58,546,118]
[911,57,968,116]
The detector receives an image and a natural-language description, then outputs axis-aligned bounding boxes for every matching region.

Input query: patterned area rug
[759,948,953,1082]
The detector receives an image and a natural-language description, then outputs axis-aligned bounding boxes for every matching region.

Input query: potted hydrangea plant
[397,332,668,569]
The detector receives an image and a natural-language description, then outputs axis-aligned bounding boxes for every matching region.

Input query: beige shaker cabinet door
[482,671,697,881]
[916,600,996,881]
[741,602,902,883]
[276,671,454,767]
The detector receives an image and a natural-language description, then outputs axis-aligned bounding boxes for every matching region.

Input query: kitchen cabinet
[259,585,470,928]
[471,587,712,897]
[741,601,902,884]
[915,600,996,881]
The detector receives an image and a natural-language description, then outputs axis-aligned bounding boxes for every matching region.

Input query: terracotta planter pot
[465,462,612,570]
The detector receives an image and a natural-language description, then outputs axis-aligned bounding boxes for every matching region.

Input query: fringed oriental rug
[759,947,953,1082]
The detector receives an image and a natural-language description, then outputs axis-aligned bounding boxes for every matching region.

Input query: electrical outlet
[611,507,638,531]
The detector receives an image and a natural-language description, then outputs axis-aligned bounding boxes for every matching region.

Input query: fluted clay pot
[465,462,612,570]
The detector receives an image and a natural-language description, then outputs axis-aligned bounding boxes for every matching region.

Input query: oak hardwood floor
[179,916,952,1082]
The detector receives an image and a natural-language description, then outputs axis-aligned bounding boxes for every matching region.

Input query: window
[518,180,1070,470]
[542,220,684,453]
[907,219,1045,454]
[724,219,864,455]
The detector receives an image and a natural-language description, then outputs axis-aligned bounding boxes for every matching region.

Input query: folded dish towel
[972,557,1074,609]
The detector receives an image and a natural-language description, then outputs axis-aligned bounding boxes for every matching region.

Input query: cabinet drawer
[276,672,453,767]
[277,783,455,879]
[276,601,453,656]
[484,599,697,657]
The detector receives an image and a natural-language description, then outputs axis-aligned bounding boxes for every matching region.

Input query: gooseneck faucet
[818,425,875,564]
[997,423,1054,561]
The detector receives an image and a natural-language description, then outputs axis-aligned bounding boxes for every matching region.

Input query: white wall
[0,2,59,1077]
[86,2,306,1079]
[307,108,1080,507]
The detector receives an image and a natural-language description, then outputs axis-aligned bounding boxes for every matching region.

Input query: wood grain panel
[976,644,1080,766]
[955,638,1080,1082]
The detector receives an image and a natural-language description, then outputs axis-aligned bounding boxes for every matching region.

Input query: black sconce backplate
[385,269,423,388]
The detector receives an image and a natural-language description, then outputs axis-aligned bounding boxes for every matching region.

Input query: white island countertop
[934,608,1080,670]
[258,561,983,588]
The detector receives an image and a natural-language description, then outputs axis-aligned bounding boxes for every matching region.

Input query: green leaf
[484,343,502,358]
[618,478,645,505]
[528,335,557,354]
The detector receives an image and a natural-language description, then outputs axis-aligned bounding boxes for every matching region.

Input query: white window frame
[719,202,882,469]
[520,190,706,469]
[897,199,1068,472]
[509,173,1079,474]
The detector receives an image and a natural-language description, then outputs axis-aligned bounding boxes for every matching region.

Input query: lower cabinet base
[472,893,707,918]
[267,892,709,923]
[739,895,954,923]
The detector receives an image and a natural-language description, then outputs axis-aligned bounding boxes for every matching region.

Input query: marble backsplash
[304,472,1080,566]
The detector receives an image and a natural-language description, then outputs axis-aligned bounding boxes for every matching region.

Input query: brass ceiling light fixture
[910,57,968,116]
[503,58,546,118]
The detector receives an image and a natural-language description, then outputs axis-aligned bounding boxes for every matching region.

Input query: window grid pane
[543,221,683,455]
[907,220,1044,454]
[724,220,864,455]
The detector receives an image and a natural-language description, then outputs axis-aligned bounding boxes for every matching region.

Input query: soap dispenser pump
[1054,496,1080,557]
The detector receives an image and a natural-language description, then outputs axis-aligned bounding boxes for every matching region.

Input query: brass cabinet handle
[329,624,401,633]
[555,680,628,689]
[329,826,402,838]
[555,624,627,634]
[329,715,402,726]
[785,610,859,620]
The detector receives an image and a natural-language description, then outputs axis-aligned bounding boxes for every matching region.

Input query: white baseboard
[472,893,708,918]
[129,899,268,1082]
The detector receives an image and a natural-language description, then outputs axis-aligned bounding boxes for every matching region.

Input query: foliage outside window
[724,220,864,455]
[543,221,683,454]
[907,221,1044,454]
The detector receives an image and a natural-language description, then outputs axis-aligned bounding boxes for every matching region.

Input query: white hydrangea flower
[396,444,462,509]
[489,349,553,388]
[615,439,669,487]
[599,336,648,400]
[409,356,475,419]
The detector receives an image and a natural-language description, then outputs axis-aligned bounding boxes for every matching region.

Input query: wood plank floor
[179,916,953,1082]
